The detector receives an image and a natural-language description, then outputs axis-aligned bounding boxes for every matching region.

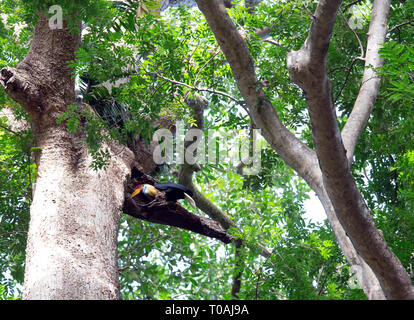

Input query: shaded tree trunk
[1,15,134,299]
[0,11,239,299]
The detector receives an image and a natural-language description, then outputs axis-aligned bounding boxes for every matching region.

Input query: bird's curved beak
[131,186,142,198]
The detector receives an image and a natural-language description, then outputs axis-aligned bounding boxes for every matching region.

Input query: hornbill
[131,182,197,209]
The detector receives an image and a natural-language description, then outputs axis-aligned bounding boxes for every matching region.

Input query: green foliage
[379,42,414,104]
[0,116,32,298]
[0,284,19,300]
[57,103,117,170]
[17,0,113,33]
[352,3,414,281]
[0,0,412,300]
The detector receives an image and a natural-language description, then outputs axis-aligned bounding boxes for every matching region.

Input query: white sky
[303,192,326,224]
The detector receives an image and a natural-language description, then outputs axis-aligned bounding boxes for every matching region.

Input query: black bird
[131,182,196,209]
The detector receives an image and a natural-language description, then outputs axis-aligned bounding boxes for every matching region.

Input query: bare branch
[146,70,243,104]
[341,0,391,163]
[387,20,414,34]
[287,0,414,299]
[342,0,364,12]
[334,57,364,103]
[339,9,365,59]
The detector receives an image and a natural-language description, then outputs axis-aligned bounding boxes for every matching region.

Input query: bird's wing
[155,183,193,196]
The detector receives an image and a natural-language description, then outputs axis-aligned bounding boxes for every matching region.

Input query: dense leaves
[0,118,32,297]
[0,0,413,299]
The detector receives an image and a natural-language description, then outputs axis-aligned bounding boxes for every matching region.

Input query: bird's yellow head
[131,184,158,198]
[131,184,143,198]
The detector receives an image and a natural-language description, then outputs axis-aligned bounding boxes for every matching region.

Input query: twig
[387,21,414,34]
[334,57,364,103]
[342,0,364,12]
[339,9,364,59]
[193,48,220,87]
[264,39,281,47]
[138,61,243,104]
[148,71,243,104]
[0,123,23,137]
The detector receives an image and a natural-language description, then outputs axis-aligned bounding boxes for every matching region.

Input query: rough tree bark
[2,0,412,300]
[195,0,414,299]
[0,10,239,299]
[0,15,135,299]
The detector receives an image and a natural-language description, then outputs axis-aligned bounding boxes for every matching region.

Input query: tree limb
[287,0,414,299]
[387,21,414,34]
[123,165,235,244]
[341,0,391,163]
[194,0,391,299]
[195,0,320,189]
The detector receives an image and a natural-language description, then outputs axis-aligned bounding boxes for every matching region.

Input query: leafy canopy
[0,0,413,299]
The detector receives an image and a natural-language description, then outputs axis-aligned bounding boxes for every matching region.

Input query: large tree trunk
[23,128,132,299]
[1,14,134,299]
[0,11,237,299]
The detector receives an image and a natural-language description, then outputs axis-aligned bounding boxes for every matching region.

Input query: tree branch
[179,94,271,256]
[339,9,365,59]
[342,0,365,12]
[387,21,414,34]
[144,70,243,104]
[334,57,364,103]
[195,0,320,190]
[178,95,238,230]
[287,0,414,299]
[0,123,23,137]
[178,94,272,297]
[193,0,392,299]
[193,0,414,300]
[341,0,391,163]
[123,165,235,244]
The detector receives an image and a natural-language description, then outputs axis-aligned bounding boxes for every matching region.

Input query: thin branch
[0,123,23,137]
[334,57,364,103]
[148,70,243,104]
[263,39,281,47]
[138,61,243,104]
[387,21,414,34]
[193,46,220,87]
[339,9,365,59]
[342,0,365,12]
